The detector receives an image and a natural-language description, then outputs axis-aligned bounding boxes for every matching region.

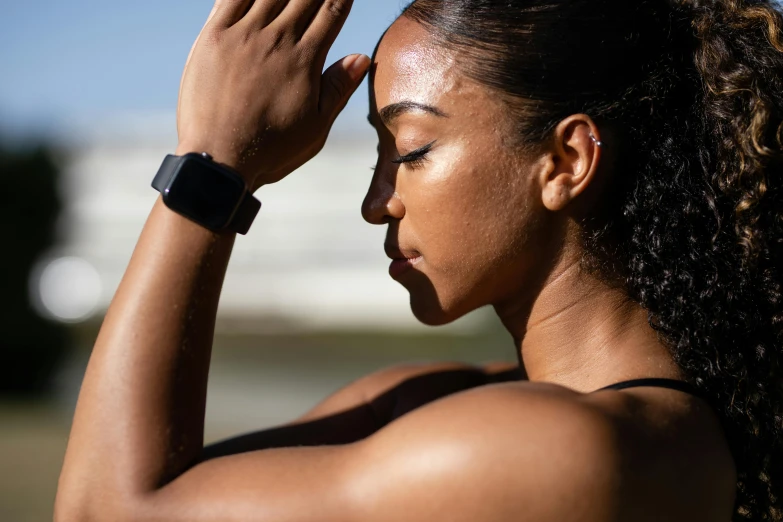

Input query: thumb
[319,54,371,120]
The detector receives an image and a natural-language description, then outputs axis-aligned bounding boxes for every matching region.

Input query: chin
[408,289,475,327]
[400,269,488,326]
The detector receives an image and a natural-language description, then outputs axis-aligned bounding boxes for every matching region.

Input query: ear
[538,115,602,212]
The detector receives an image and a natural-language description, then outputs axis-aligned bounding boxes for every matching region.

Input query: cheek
[401,150,536,317]
[416,152,531,267]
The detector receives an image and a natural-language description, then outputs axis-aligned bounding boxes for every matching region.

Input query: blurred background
[0,1,515,520]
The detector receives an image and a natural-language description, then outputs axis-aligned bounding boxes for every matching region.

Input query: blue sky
[0,0,406,139]
[9,1,781,141]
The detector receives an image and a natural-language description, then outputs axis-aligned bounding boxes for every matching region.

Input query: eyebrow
[370,101,448,126]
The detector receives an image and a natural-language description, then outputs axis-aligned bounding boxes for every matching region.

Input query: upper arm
[201,361,520,460]
[296,361,519,423]
[137,385,622,522]
[343,384,623,522]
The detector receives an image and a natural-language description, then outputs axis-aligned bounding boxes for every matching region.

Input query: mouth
[384,243,423,279]
[388,256,423,279]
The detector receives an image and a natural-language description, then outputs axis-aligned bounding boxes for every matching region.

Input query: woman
[55,0,782,520]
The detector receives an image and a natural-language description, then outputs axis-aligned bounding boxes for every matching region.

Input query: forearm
[56,0,369,517]
[57,197,234,516]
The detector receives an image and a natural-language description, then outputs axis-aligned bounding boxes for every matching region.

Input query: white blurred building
[34,116,488,333]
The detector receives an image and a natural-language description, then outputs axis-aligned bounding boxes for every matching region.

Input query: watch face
[164,158,245,230]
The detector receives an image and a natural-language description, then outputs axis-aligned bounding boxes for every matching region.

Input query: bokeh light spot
[32,257,102,323]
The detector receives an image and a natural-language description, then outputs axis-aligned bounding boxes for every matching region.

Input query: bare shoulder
[345,382,735,522]
[146,381,733,522]
[297,360,519,422]
[345,382,623,522]
[329,360,520,399]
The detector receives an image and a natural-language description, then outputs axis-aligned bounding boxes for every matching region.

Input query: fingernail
[348,55,371,82]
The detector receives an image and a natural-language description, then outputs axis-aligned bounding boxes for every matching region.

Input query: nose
[361,167,405,225]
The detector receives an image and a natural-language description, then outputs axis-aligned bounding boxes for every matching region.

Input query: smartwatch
[151,152,261,235]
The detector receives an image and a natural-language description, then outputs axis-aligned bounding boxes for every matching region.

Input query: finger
[210,0,255,28]
[302,0,353,47]
[203,2,222,32]
[276,0,326,37]
[319,54,370,120]
[244,0,291,28]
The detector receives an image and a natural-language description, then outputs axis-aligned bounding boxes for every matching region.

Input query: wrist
[174,143,251,187]
[153,152,262,235]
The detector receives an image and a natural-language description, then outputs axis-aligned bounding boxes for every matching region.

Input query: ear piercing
[590,133,603,147]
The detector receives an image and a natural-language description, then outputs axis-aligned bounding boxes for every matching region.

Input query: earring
[589,133,603,147]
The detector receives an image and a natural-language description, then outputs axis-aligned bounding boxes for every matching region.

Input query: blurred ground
[0,322,515,522]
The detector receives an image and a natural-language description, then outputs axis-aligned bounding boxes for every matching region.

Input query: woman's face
[364,17,560,325]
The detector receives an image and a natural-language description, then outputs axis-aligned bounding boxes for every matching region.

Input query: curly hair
[403,0,783,519]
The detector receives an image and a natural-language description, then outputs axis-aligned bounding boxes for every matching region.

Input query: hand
[176,0,370,190]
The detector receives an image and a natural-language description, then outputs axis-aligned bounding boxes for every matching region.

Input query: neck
[495,253,682,393]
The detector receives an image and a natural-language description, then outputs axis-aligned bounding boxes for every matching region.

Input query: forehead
[370,17,461,113]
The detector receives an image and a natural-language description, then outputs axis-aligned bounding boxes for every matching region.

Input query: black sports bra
[597,378,708,402]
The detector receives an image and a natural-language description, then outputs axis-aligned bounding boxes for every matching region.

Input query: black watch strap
[151,154,180,193]
[232,191,262,235]
[152,153,261,235]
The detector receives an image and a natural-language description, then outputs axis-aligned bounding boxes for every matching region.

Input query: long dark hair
[402,0,783,519]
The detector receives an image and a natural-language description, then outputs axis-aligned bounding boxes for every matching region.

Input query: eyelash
[393,141,436,170]
[370,141,436,172]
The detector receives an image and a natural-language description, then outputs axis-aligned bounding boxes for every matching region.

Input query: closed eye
[392,141,436,170]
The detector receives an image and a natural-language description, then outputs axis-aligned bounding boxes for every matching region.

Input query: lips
[384,243,422,279]
[384,243,419,261]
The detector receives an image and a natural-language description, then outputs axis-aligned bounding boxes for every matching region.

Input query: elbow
[54,491,103,522]
[54,476,89,522]
[53,497,93,522]
[54,499,135,522]
[54,485,136,522]
[53,505,88,522]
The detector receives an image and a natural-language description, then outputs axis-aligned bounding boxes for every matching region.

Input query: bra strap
[597,378,708,402]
